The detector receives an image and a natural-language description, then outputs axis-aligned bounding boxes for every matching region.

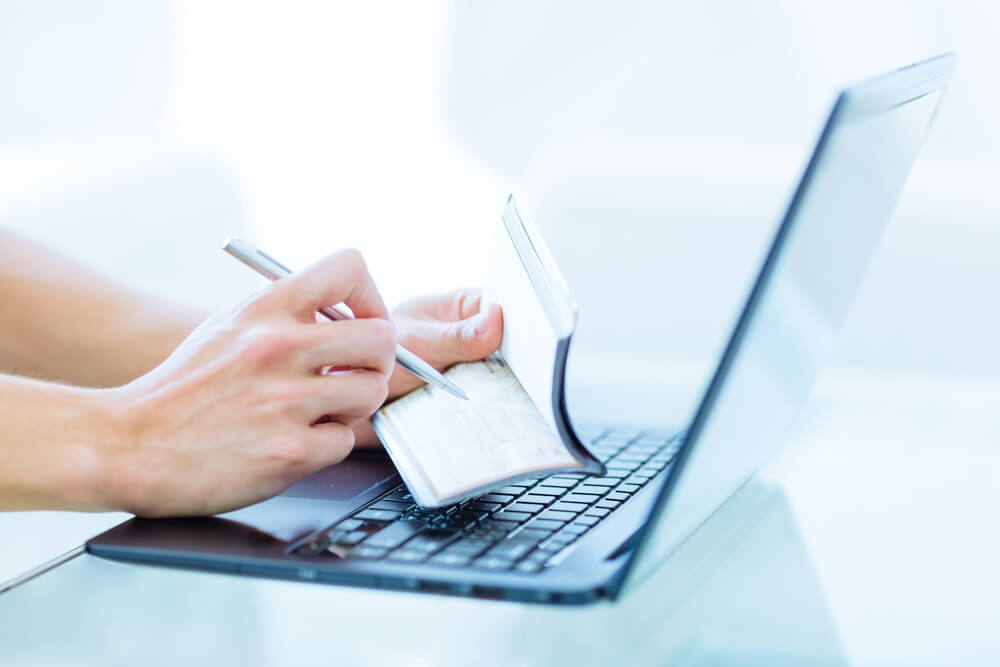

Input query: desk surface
[2,368,999,667]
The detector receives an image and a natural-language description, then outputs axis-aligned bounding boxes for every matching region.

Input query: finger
[270,248,388,323]
[290,319,396,376]
[436,302,503,363]
[299,369,390,423]
[397,302,503,369]
[395,288,483,323]
[350,419,381,449]
[296,422,357,473]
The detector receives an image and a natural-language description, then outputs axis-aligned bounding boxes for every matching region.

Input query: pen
[223,237,469,400]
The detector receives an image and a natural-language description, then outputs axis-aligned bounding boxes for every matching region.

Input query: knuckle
[338,247,367,276]
[361,372,389,412]
[325,424,356,463]
[233,289,270,321]
[275,431,312,468]
[242,325,293,365]
[368,319,397,355]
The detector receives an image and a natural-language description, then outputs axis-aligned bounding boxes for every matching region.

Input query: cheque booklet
[372,195,604,508]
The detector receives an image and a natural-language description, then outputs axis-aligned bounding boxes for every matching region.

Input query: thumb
[439,303,503,364]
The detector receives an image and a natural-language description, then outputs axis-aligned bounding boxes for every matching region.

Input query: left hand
[352,288,503,447]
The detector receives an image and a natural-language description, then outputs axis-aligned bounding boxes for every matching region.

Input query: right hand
[101,249,395,517]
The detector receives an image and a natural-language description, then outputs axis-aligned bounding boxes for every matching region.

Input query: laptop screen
[616,56,953,597]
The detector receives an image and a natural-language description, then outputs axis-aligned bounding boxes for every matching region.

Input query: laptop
[87,54,954,604]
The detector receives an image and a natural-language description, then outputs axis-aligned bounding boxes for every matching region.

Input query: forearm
[0,229,205,387]
[0,374,121,511]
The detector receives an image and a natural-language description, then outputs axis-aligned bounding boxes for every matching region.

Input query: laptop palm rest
[190,453,400,544]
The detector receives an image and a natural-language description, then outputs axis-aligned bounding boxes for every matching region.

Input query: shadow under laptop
[0,478,847,666]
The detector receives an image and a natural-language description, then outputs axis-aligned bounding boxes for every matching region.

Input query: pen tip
[445,385,469,400]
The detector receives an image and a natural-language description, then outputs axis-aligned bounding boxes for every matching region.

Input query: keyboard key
[528,486,567,497]
[506,502,545,515]
[595,500,621,511]
[606,459,641,471]
[529,519,566,531]
[468,501,502,513]
[560,523,590,536]
[405,532,461,554]
[626,444,662,454]
[480,493,516,505]
[516,528,556,542]
[537,509,576,523]
[336,530,369,546]
[549,532,577,546]
[387,549,427,563]
[473,555,515,571]
[518,494,556,506]
[585,508,611,519]
[615,452,650,463]
[574,515,601,526]
[537,477,577,488]
[494,510,532,524]
[429,552,473,567]
[457,508,492,525]
[576,484,611,497]
[561,493,602,505]
[617,483,642,494]
[369,499,412,512]
[552,474,584,480]
[488,532,547,560]
[429,511,484,532]
[538,534,575,552]
[355,509,402,523]
[468,524,509,539]
[514,559,546,573]
[495,485,529,496]
[604,469,630,478]
[334,518,363,532]
[364,521,426,549]
[350,546,388,559]
[549,501,586,514]
[442,538,493,556]
[606,492,630,503]
[579,477,618,487]
[481,519,519,533]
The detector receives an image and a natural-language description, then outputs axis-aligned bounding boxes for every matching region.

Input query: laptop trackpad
[217,453,400,543]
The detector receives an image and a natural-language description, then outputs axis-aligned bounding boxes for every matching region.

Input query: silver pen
[223,237,469,400]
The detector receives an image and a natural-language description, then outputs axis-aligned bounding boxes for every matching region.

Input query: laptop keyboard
[293,428,681,573]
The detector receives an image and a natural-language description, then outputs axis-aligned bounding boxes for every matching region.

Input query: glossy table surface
[2,368,999,667]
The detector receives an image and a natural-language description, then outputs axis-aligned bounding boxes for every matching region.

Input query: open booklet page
[375,357,583,505]
[372,196,593,507]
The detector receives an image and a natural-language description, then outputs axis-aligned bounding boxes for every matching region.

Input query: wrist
[66,386,134,513]
[0,375,133,512]
[88,383,149,515]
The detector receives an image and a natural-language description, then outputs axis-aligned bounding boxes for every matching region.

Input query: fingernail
[462,312,488,339]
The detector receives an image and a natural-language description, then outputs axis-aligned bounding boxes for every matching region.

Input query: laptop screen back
[616,56,953,598]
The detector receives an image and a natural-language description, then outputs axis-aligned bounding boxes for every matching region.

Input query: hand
[352,288,503,447]
[102,249,396,517]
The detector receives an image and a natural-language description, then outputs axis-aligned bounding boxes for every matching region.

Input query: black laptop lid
[615,55,955,598]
